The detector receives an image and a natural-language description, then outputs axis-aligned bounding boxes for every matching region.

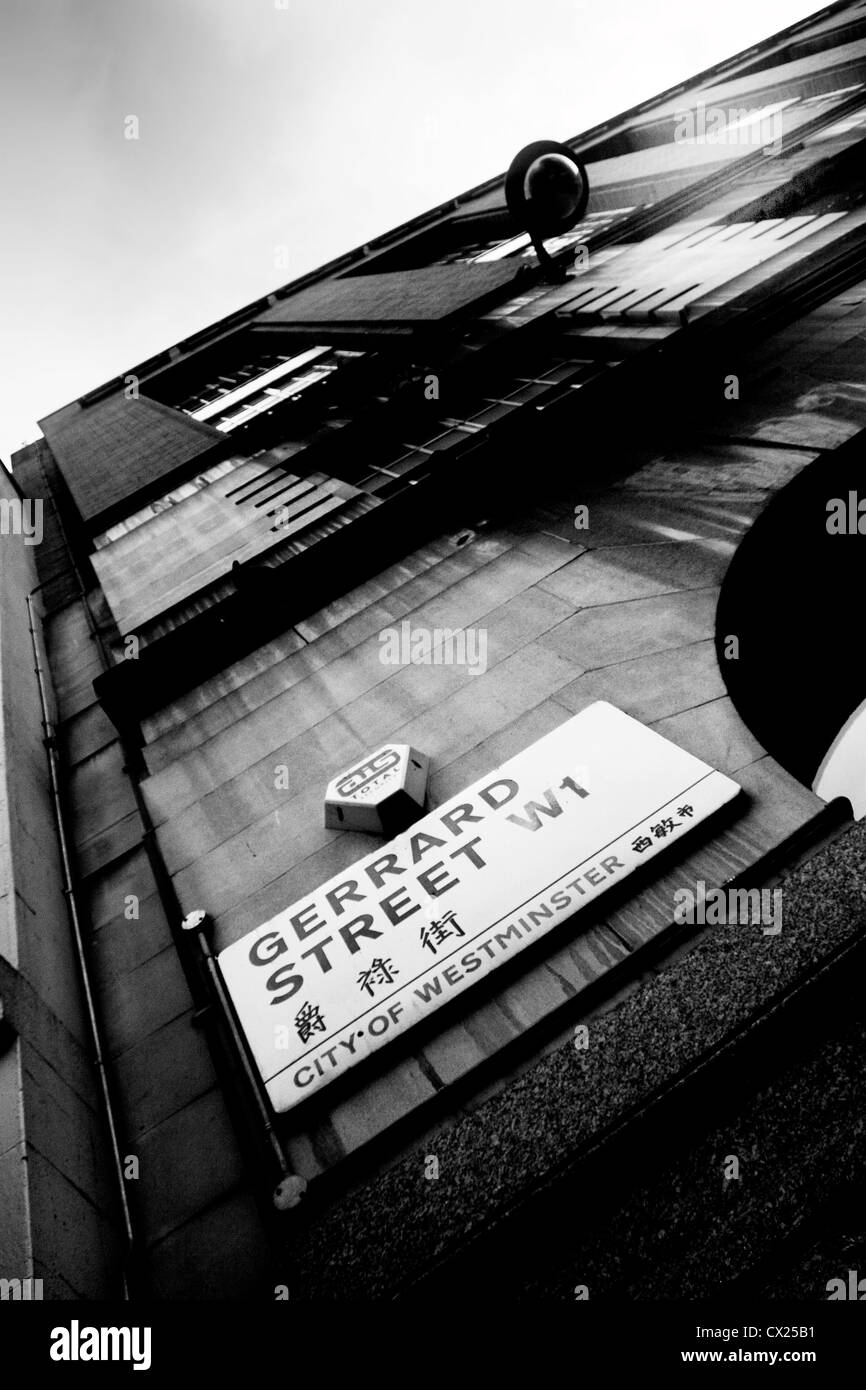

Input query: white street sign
[218,701,741,1111]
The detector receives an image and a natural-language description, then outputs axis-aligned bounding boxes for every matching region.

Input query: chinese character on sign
[677,804,694,819]
[631,834,653,854]
[294,1001,326,1045]
[650,817,681,839]
[357,957,398,997]
[420,909,466,955]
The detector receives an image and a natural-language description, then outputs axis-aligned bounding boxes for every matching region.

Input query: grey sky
[0,0,820,465]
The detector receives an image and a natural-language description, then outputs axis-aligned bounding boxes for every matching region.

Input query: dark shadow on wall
[715,427,866,789]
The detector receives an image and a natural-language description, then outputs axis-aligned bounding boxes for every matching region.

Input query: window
[175,346,363,433]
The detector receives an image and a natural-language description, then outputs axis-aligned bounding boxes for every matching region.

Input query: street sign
[218,702,741,1111]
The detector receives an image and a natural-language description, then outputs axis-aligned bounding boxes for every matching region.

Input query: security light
[505,140,590,280]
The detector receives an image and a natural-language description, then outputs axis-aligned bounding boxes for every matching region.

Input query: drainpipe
[26,579,136,1299]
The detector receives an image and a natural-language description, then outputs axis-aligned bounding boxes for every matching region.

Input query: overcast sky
[0,0,822,466]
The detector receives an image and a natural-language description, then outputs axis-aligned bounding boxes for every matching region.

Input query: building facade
[4,0,866,1300]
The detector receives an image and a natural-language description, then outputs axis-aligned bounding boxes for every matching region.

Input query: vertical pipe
[26,582,136,1299]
